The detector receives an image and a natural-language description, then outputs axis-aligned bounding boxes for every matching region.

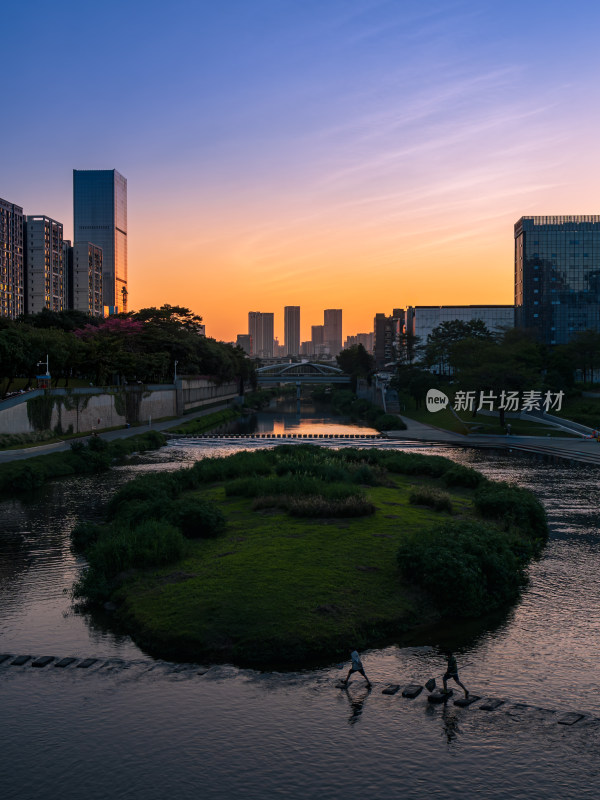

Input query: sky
[4,0,600,343]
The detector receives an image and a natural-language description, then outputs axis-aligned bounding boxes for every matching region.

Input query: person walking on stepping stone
[342,649,371,687]
[442,653,469,698]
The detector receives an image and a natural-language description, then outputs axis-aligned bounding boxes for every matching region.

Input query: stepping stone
[10,655,31,666]
[454,695,481,707]
[428,689,453,703]
[54,658,77,668]
[401,684,423,699]
[382,684,400,695]
[31,656,55,668]
[0,654,11,664]
[76,658,98,669]
[479,698,505,711]
[557,713,584,726]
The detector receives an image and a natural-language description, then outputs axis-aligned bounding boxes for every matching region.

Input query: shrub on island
[409,487,454,514]
[396,519,531,616]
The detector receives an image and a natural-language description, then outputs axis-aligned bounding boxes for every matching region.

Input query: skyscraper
[515,216,600,344]
[284,306,300,356]
[0,197,24,319]
[324,309,342,355]
[248,311,274,357]
[73,169,127,313]
[24,215,64,314]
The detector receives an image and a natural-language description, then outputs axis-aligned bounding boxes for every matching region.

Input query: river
[1,396,599,799]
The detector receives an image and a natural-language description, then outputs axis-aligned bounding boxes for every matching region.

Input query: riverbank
[75,446,547,668]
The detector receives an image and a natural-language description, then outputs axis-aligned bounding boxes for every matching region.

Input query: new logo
[426,389,449,412]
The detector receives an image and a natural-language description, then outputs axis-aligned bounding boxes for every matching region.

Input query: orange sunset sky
[5,1,600,343]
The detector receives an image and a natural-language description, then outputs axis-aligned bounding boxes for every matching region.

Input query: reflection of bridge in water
[255,362,351,396]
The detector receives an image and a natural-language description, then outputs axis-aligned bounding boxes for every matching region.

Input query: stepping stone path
[76,658,98,669]
[558,713,584,726]
[428,689,453,703]
[0,655,10,665]
[10,656,31,666]
[401,684,423,698]
[479,698,505,711]
[454,695,481,707]
[382,684,400,695]
[55,658,77,668]
[31,656,55,668]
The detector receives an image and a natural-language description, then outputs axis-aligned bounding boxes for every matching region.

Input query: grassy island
[72,446,548,668]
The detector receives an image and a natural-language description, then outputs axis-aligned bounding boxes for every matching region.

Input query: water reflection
[341,684,372,726]
[2,409,600,798]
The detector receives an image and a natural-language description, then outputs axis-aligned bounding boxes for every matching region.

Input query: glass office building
[515,216,600,344]
[73,169,127,312]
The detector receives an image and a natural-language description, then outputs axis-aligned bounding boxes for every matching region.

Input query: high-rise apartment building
[515,216,600,344]
[70,242,103,317]
[248,311,274,357]
[0,197,24,319]
[323,309,342,355]
[344,333,374,353]
[374,310,404,368]
[311,324,325,351]
[284,306,300,356]
[24,215,64,314]
[73,169,127,313]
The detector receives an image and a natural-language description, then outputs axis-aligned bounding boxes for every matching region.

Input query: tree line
[0,305,255,396]
[334,321,600,423]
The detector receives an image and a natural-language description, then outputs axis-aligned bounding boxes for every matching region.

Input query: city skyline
[5,2,600,342]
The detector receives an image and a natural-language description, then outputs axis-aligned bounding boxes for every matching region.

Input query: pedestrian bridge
[255,362,351,385]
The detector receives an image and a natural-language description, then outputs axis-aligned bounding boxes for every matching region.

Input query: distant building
[0,197,24,319]
[236,334,252,355]
[515,215,600,344]
[248,311,274,357]
[406,305,514,344]
[24,215,64,314]
[311,324,326,353]
[71,242,103,317]
[73,169,128,313]
[373,309,404,368]
[284,305,300,356]
[323,309,342,355]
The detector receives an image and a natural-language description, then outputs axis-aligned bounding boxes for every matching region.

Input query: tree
[424,319,493,376]
[451,329,543,426]
[336,344,375,391]
[566,329,600,384]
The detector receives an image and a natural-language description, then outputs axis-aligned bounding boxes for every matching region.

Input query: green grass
[115,477,448,666]
[68,445,545,668]
[400,402,575,437]
[87,446,543,668]
[553,393,600,430]
[166,408,241,435]
[0,431,167,497]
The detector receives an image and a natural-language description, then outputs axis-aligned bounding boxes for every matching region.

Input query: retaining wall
[0,378,240,436]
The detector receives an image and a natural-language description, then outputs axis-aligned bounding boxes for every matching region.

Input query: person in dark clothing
[442,653,469,698]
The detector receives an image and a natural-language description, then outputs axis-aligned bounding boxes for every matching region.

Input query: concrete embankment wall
[0,377,240,435]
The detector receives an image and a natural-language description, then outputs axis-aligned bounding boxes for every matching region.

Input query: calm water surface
[1,401,600,798]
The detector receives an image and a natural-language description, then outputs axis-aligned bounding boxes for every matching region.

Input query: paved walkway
[0,404,234,464]
[385,416,600,466]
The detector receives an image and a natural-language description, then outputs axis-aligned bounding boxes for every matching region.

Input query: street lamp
[174,360,179,384]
